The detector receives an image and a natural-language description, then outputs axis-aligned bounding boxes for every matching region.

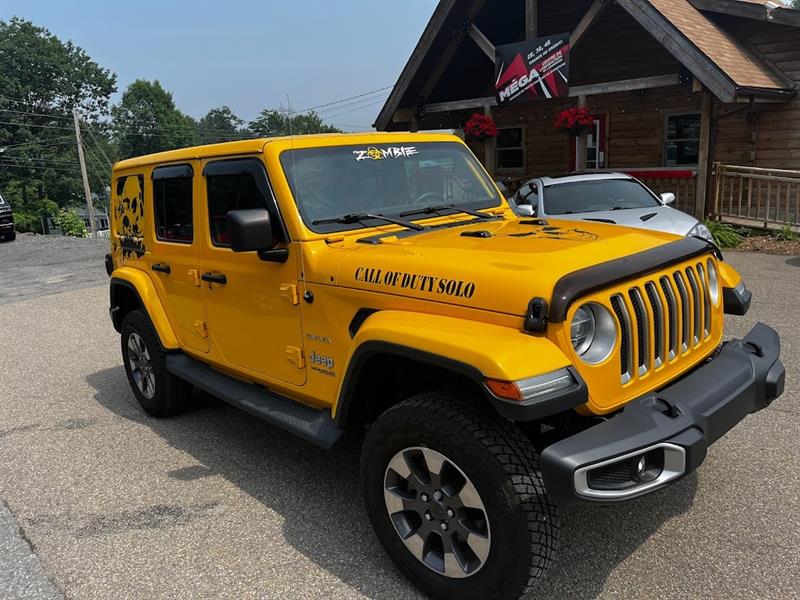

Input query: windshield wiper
[399,204,493,219]
[312,213,424,231]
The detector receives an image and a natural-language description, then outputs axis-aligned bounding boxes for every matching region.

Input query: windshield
[544,179,660,215]
[280,142,502,233]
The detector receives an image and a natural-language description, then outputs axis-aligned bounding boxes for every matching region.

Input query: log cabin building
[376,0,800,227]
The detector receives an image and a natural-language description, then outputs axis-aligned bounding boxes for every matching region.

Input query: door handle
[201,272,227,285]
[151,263,171,274]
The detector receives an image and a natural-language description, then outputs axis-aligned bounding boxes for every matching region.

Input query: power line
[0,107,74,121]
[81,123,114,169]
[312,93,390,116]
[295,86,393,113]
[0,135,76,152]
[324,98,388,120]
[83,139,111,178]
[0,120,75,132]
[84,146,110,186]
[0,161,80,173]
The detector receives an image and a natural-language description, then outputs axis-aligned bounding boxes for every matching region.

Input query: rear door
[149,164,209,353]
[198,158,306,386]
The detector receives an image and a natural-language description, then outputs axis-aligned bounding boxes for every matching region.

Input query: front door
[571,114,607,171]
[198,157,306,386]
[148,164,209,353]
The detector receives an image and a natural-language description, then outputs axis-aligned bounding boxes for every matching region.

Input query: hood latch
[524,297,549,333]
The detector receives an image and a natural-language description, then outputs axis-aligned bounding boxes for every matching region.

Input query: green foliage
[705,219,743,248]
[775,222,799,241]
[248,109,341,137]
[197,106,247,143]
[0,17,116,226]
[111,79,198,158]
[792,0,800,9]
[53,208,87,237]
[12,211,38,233]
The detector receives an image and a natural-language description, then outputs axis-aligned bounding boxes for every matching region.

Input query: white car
[509,172,713,242]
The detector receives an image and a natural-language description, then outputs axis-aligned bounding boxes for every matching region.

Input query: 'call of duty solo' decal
[353,147,419,162]
[114,175,146,259]
[355,267,476,299]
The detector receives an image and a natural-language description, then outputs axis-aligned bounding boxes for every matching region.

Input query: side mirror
[227,208,274,252]
[495,180,509,196]
[517,204,535,217]
[660,192,676,206]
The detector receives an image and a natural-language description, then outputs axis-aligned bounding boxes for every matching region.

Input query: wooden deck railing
[621,168,697,216]
[713,163,800,228]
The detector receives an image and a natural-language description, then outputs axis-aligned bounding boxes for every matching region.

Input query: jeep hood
[317,217,683,318]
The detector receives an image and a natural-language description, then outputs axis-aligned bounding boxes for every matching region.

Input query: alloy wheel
[127,332,155,400]
[383,446,491,579]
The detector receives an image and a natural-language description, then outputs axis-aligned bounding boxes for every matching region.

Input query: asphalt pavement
[0,236,798,599]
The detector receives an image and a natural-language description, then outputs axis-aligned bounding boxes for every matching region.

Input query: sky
[0,0,438,131]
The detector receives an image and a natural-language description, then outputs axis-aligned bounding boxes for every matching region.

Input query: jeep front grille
[613,262,714,384]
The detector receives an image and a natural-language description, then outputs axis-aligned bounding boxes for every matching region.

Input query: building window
[496,127,525,171]
[206,171,267,247]
[664,113,701,166]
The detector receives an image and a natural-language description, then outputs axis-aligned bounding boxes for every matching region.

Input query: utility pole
[73,107,97,237]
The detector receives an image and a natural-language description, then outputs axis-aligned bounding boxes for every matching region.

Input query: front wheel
[121,309,191,417]
[360,392,559,600]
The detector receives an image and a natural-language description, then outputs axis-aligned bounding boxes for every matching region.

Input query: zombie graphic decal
[114,175,146,259]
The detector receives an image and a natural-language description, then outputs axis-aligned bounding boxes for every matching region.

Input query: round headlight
[707,259,720,305]
[571,305,596,356]
[570,303,617,364]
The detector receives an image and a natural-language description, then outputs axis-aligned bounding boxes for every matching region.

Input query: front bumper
[541,322,784,503]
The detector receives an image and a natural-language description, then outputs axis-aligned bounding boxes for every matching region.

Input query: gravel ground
[0,234,109,305]
[0,249,797,599]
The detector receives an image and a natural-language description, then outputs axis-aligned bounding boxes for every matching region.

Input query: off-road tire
[121,309,191,417]
[4,231,15,241]
[361,392,560,600]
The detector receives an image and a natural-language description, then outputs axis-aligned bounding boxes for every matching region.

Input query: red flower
[464,113,499,139]
[554,107,595,134]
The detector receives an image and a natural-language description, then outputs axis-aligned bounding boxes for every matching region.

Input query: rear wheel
[121,309,191,417]
[360,392,559,600]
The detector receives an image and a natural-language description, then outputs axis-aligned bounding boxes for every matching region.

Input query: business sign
[495,34,570,104]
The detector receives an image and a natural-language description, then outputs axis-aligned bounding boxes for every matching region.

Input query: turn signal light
[485,368,575,402]
[485,379,523,401]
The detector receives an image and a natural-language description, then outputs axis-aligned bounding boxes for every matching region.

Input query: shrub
[53,208,88,238]
[705,219,743,248]
[775,222,799,242]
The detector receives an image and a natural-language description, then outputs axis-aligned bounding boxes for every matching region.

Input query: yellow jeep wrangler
[107,133,784,600]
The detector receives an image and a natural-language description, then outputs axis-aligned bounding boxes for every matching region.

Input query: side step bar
[166,354,343,449]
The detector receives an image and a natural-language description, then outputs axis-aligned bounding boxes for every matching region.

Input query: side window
[206,171,268,247]
[153,165,194,243]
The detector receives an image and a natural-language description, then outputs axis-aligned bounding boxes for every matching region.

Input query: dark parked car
[0,191,15,242]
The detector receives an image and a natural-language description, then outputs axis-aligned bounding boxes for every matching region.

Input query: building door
[198,157,307,386]
[571,114,607,171]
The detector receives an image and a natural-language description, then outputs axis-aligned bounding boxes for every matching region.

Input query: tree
[248,109,341,137]
[111,80,198,158]
[0,17,117,232]
[197,106,247,143]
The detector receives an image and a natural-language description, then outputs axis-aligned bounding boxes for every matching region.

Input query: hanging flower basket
[464,112,499,140]
[554,107,595,136]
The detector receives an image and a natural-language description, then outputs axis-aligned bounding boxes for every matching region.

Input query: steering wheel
[412,191,446,206]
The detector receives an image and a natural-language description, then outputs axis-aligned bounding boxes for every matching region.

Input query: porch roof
[375,0,798,131]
